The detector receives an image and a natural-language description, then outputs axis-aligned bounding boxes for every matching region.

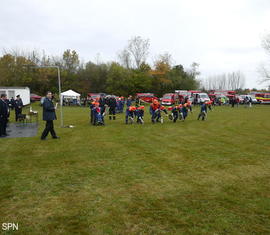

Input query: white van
[196,93,210,103]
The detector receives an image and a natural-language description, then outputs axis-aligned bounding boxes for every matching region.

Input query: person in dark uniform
[0,94,9,137]
[89,100,95,124]
[41,91,59,140]
[15,95,23,122]
[10,97,15,110]
[99,94,106,115]
[108,96,117,120]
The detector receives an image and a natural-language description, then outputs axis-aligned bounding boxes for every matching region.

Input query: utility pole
[24,65,64,127]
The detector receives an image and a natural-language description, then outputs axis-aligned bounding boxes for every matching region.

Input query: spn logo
[2,223,19,231]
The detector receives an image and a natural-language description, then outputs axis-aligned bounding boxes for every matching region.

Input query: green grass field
[1,104,270,234]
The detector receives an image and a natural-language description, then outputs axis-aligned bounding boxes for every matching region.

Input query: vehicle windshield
[138,94,154,98]
[200,94,208,98]
[163,96,172,99]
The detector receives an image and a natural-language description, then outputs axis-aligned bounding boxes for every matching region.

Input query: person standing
[99,94,106,115]
[10,97,15,110]
[15,95,23,122]
[41,91,59,140]
[231,96,236,108]
[0,94,9,137]
[108,96,117,120]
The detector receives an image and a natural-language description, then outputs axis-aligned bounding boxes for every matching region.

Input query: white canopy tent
[61,89,81,99]
[61,90,81,105]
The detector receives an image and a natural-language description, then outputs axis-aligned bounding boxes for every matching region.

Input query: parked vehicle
[161,93,179,105]
[87,93,106,101]
[30,93,42,102]
[255,93,270,103]
[136,93,158,103]
[239,95,258,104]
[236,95,244,104]
[193,93,210,103]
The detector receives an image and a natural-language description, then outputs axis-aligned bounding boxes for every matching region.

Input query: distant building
[0,87,30,105]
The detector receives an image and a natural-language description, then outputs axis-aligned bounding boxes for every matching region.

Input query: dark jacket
[43,98,57,121]
[0,99,9,120]
[126,99,132,107]
[201,103,207,113]
[99,97,106,107]
[108,97,117,108]
[15,98,23,110]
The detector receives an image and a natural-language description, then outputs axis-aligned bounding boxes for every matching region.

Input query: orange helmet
[129,106,136,111]
[94,102,99,106]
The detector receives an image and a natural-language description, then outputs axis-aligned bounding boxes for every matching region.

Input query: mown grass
[0,104,270,234]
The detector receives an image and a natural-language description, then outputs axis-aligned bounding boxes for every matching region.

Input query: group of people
[0,94,24,138]
[89,94,118,125]
[89,94,212,126]
[0,91,212,140]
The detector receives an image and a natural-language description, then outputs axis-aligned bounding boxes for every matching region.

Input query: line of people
[89,95,212,126]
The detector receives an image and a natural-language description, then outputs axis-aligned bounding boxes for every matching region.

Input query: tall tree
[62,49,80,73]
[118,49,132,69]
[260,33,270,83]
[127,36,150,69]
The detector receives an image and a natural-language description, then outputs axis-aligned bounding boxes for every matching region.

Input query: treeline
[0,36,199,97]
[201,71,246,91]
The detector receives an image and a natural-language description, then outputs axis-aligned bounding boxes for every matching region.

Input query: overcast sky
[1,0,270,89]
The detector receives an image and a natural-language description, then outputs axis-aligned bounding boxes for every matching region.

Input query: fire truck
[255,93,270,103]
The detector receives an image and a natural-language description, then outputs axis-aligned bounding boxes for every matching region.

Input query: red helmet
[153,99,159,104]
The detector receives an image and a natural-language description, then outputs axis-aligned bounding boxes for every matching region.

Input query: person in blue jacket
[150,100,167,123]
[126,95,133,108]
[168,105,179,123]
[136,106,145,124]
[125,106,136,124]
[181,103,189,121]
[118,97,124,113]
[41,91,59,140]
[92,102,105,125]
[198,101,208,121]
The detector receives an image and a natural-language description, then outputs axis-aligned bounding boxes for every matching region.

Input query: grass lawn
[1,104,270,234]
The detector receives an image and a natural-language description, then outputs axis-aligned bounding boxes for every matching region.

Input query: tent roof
[61,89,80,97]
